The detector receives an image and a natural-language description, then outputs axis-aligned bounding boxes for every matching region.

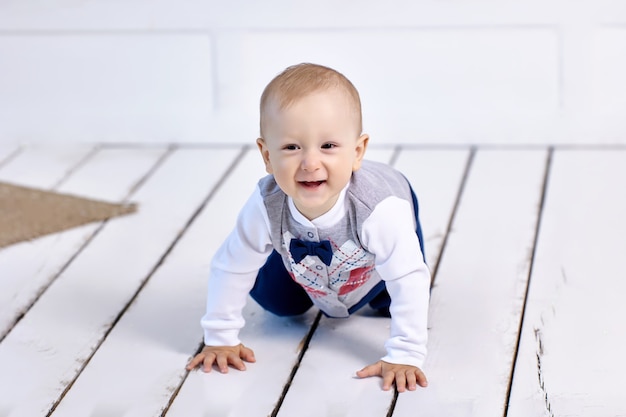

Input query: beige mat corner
[0,181,137,249]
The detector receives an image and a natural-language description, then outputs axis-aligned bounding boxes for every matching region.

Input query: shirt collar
[287,182,349,229]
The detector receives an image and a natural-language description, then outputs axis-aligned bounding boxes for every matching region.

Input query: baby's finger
[240,345,257,363]
[415,369,428,387]
[185,354,204,371]
[382,371,395,391]
[395,371,407,393]
[202,352,217,373]
[228,352,247,371]
[216,353,230,373]
[406,371,418,391]
[356,363,381,379]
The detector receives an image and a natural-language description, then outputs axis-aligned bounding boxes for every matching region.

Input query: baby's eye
[283,144,300,151]
[321,143,337,149]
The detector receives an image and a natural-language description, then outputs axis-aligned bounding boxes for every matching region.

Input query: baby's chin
[293,197,344,221]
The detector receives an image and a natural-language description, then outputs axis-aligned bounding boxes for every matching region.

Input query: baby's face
[257,88,368,220]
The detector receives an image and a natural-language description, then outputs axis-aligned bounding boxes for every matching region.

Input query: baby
[187,63,430,392]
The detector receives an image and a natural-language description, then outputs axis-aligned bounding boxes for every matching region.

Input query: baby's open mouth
[299,180,325,188]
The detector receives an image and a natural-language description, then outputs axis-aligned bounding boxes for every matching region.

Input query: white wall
[0,0,625,145]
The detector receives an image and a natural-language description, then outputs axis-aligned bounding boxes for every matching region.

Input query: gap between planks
[503,147,553,417]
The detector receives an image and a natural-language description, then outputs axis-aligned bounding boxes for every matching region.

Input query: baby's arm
[186,344,256,373]
[360,196,431,390]
[357,361,427,392]
[194,186,273,372]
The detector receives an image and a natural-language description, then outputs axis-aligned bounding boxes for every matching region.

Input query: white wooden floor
[1,143,625,417]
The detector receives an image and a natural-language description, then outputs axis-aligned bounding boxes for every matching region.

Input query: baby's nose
[301,151,321,171]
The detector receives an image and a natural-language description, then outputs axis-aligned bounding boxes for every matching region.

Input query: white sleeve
[200,185,274,346]
[361,196,431,368]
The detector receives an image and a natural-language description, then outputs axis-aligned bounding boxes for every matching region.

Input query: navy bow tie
[289,238,333,266]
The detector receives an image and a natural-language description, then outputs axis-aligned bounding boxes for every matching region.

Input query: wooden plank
[508,150,626,417]
[274,148,471,416]
[57,147,165,201]
[0,148,240,417]
[392,150,547,417]
[0,147,167,340]
[396,148,471,269]
[0,144,94,189]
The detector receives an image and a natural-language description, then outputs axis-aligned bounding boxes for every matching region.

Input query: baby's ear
[352,134,369,171]
[256,138,274,174]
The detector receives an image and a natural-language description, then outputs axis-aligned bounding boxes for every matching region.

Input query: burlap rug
[0,181,136,249]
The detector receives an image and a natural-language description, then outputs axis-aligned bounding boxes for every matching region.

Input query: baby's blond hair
[259,63,362,136]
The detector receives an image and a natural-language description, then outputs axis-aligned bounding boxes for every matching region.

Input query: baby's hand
[186,343,256,374]
[356,360,428,392]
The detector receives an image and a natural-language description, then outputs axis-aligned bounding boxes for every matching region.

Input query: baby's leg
[344,280,391,316]
[250,250,313,316]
